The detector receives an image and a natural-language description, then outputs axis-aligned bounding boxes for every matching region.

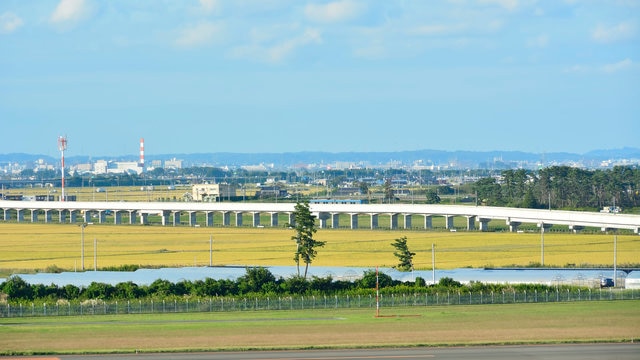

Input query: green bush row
[0,267,584,304]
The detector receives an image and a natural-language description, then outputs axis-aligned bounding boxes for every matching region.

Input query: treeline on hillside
[1,267,577,303]
[472,166,640,210]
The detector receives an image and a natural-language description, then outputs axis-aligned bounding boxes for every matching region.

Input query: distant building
[164,158,182,169]
[192,183,236,202]
[255,185,288,199]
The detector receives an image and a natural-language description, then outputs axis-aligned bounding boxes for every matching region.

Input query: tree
[290,201,325,278]
[237,267,277,294]
[425,189,441,204]
[391,236,415,272]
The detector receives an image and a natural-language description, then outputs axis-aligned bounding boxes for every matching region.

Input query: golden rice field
[0,222,637,275]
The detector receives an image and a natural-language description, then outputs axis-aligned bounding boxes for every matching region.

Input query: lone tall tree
[391,236,415,272]
[290,201,325,278]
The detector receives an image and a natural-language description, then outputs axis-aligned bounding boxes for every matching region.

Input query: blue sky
[1,0,638,158]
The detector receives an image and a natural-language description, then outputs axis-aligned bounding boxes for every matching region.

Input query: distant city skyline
[1,1,638,158]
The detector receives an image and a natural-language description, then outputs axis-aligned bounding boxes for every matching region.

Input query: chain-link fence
[1,288,637,318]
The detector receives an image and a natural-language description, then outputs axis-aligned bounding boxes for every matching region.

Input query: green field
[0,223,638,275]
[1,301,638,354]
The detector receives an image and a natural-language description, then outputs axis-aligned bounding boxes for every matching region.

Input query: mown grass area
[0,222,638,276]
[1,300,638,354]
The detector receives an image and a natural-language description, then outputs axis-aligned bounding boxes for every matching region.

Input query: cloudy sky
[1,0,638,157]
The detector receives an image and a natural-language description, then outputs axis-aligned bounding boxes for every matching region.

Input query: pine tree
[391,236,415,272]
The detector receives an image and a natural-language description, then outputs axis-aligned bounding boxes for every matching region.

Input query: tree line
[471,165,640,210]
[0,268,574,303]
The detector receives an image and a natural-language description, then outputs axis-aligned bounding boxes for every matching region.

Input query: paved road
[13,343,638,360]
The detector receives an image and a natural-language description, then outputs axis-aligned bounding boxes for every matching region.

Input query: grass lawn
[1,300,638,354]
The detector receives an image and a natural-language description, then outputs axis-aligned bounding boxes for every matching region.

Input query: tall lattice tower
[139,137,145,171]
[58,136,68,201]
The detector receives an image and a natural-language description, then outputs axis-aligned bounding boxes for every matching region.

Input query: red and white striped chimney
[139,137,145,168]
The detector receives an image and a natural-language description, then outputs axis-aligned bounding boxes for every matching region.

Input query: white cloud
[592,21,636,43]
[267,28,322,62]
[50,0,89,25]
[175,22,223,48]
[304,0,365,23]
[231,28,322,63]
[0,12,23,34]
[564,59,634,74]
[409,24,467,36]
[527,34,549,48]
[477,0,519,11]
[199,0,220,15]
[602,58,633,73]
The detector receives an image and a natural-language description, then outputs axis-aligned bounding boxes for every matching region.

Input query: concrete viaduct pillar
[188,211,197,226]
[270,212,278,227]
[98,210,107,224]
[403,214,412,229]
[466,216,475,231]
[317,212,329,229]
[140,212,149,225]
[129,210,137,225]
[58,209,67,223]
[350,213,358,229]
[506,218,521,232]
[538,222,553,232]
[424,215,432,229]
[206,211,214,227]
[370,214,378,229]
[83,211,91,224]
[331,213,340,229]
[114,210,122,225]
[30,209,38,223]
[445,215,454,230]
[161,211,170,226]
[478,217,490,232]
[288,213,295,227]
[235,212,243,226]
[222,211,231,226]
[44,209,52,223]
[389,213,398,230]
[252,212,260,227]
[569,225,584,233]
[172,211,180,226]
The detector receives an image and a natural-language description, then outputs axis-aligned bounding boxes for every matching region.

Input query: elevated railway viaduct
[1,200,639,233]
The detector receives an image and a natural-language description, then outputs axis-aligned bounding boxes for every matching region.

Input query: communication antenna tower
[58,136,67,202]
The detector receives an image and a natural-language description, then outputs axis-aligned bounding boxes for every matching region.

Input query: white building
[192,183,236,202]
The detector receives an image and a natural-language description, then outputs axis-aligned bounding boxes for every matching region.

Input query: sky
[1,0,638,158]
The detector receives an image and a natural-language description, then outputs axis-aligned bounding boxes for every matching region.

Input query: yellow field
[0,222,637,275]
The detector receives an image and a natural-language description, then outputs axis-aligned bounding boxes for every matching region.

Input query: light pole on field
[79,222,90,271]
